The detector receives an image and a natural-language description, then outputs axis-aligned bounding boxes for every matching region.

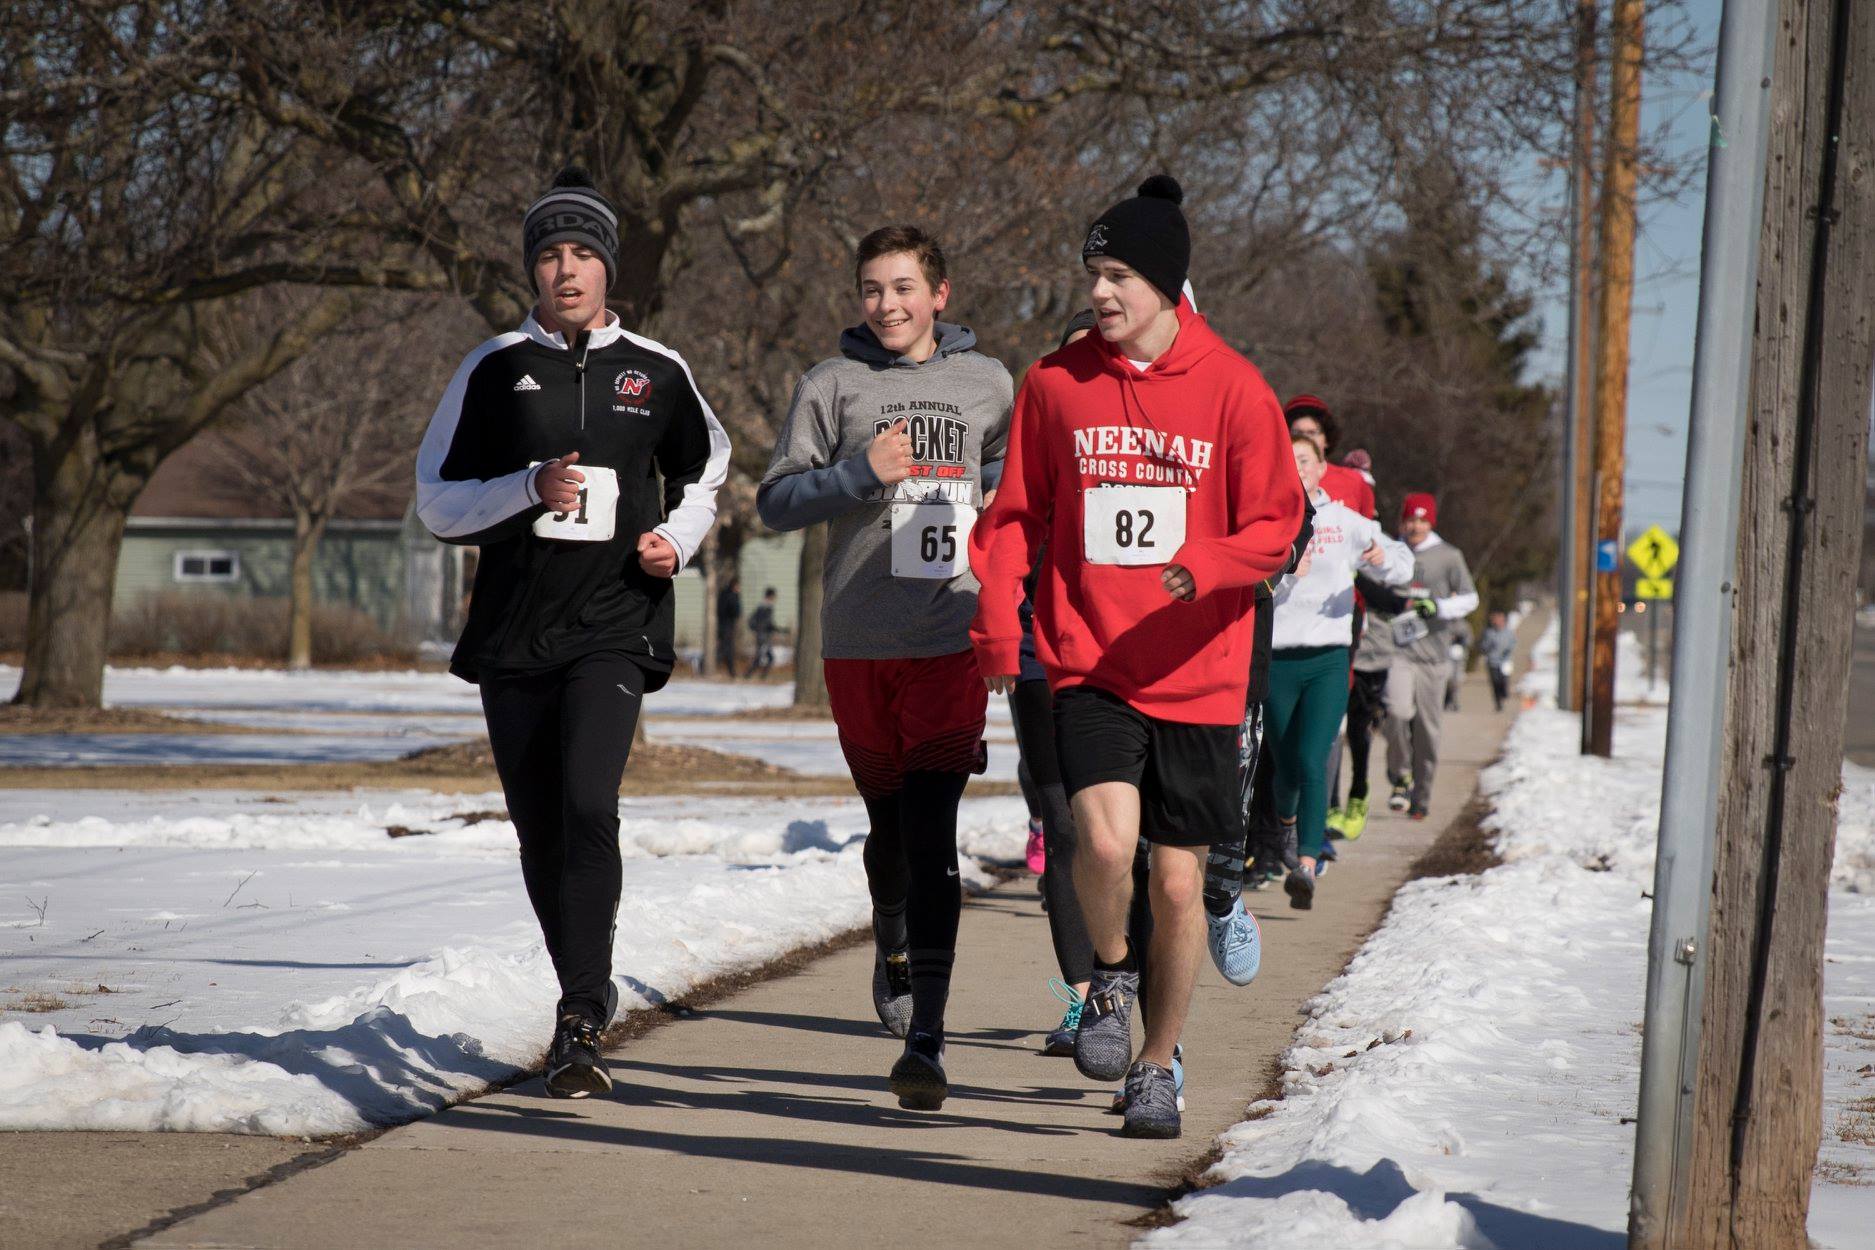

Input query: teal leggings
[1267,645,1352,860]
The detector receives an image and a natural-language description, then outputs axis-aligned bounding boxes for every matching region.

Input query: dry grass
[0,705,268,736]
[2,992,72,1013]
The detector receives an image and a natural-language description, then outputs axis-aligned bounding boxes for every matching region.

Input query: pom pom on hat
[1137,174,1184,205]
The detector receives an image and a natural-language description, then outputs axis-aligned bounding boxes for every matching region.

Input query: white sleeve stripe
[623,330,729,575]
[415,333,532,539]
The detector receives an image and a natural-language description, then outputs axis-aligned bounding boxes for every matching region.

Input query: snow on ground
[0,664,1018,775]
[1150,619,1875,1248]
[0,787,1028,1135]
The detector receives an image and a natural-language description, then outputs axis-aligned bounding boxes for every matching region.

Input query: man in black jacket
[416,168,729,1098]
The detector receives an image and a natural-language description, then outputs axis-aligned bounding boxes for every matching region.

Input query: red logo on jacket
[615,370,652,400]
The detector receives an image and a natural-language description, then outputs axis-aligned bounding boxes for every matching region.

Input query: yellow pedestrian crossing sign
[1636,577,1673,600]
[1628,526,1680,580]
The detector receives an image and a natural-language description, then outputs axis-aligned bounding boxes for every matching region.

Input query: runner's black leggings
[862,770,970,1035]
[480,651,645,1027]
[1009,678,1094,986]
[1346,668,1388,803]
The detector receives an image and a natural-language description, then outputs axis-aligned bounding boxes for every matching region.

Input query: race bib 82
[1083,485,1186,567]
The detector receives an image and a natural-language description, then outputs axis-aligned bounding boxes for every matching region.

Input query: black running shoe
[1284,866,1316,911]
[544,1013,611,1099]
[1408,803,1430,821]
[889,1030,949,1110]
[1388,775,1412,812]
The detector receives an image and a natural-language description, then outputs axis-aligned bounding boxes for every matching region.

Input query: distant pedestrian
[1444,616,1471,712]
[1480,609,1515,711]
[747,588,780,679]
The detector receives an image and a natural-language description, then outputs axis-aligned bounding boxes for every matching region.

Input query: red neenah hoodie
[969,302,1305,724]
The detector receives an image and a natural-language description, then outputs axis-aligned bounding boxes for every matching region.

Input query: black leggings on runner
[1346,668,1388,803]
[480,650,646,1027]
[861,770,970,1035]
[1010,679,1094,987]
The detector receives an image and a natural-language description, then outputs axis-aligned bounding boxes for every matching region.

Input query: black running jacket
[416,313,729,686]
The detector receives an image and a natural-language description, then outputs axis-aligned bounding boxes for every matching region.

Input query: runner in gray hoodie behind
[758,225,1011,1111]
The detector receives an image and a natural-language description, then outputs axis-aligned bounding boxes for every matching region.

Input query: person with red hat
[1381,493,1478,819]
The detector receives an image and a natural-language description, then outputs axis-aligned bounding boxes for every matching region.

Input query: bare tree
[197,299,454,668]
[0,2,390,706]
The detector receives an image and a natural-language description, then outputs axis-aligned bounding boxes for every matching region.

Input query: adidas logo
[513,374,541,392]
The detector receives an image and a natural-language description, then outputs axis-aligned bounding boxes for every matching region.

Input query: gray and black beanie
[522,167,619,293]
[1081,174,1189,305]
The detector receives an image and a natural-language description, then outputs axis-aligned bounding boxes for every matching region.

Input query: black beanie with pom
[522,167,620,293]
[1081,175,1189,305]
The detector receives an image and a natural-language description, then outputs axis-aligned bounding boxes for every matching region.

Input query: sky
[1529,0,1721,537]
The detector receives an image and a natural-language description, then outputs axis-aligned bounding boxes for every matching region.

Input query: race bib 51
[530,463,619,542]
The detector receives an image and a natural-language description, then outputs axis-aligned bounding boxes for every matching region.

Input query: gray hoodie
[758,322,1013,659]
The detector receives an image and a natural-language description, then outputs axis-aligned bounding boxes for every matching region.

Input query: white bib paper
[890,501,976,579]
[1083,485,1186,567]
[1391,612,1430,647]
[530,463,619,542]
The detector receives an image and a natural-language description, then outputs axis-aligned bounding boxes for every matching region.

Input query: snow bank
[1151,614,1875,1248]
[0,792,1027,1136]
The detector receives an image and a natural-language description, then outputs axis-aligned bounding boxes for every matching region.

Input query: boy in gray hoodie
[758,226,1012,1111]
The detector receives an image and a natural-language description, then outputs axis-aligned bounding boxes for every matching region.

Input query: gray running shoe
[1120,1060,1182,1138]
[1073,965,1139,1082]
[872,947,913,1038]
[888,1029,948,1110]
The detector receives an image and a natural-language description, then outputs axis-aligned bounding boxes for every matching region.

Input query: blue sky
[1529,0,1720,535]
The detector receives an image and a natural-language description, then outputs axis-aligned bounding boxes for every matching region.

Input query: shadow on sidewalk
[618,1057,1090,1110]
[1191,1157,1622,1249]
[700,1007,1036,1054]
[435,1097,1166,1206]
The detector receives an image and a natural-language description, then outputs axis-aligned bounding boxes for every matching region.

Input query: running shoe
[1205,898,1262,986]
[1119,1060,1183,1138]
[1341,796,1370,840]
[889,1029,948,1110]
[1408,803,1430,821]
[1324,805,1346,838]
[1110,1044,1184,1113]
[1074,965,1140,1082]
[1285,863,1317,910]
[544,1013,611,1099]
[872,946,913,1038]
[1043,979,1083,1056]
[1388,775,1413,813]
[1025,818,1046,875]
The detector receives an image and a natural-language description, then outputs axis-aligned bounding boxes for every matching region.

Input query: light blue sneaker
[1043,979,1083,1056]
[1206,897,1262,986]
[1109,1043,1184,1113]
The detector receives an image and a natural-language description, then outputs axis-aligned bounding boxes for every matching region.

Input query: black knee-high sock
[861,794,910,951]
[1205,702,1264,916]
[900,770,967,1037]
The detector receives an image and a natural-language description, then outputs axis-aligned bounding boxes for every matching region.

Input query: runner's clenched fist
[535,451,585,510]
[867,418,915,486]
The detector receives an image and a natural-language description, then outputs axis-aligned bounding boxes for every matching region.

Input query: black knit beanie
[522,167,620,293]
[1081,175,1189,305]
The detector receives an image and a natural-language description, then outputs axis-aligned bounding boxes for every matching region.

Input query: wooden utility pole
[1670,0,1874,1242]
[1560,0,1600,713]
[791,524,829,709]
[1584,0,1642,757]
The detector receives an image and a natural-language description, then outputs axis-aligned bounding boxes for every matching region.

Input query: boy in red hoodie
[970,176,1304,1138]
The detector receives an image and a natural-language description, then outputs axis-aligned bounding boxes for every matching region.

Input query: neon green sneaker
[1341,796,1370,840]
[1324,805,1346,837]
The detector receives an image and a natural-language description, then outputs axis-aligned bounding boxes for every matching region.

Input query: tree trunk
[13,431,137,708]
[792,523,828,709]
[698,534,719,677]
[287,510,326,670]
[1676,0,1875,1242]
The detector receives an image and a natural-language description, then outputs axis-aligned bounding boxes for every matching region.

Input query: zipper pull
[573,330,591,376]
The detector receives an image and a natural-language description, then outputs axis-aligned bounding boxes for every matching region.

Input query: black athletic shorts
[1052,684,1240,848]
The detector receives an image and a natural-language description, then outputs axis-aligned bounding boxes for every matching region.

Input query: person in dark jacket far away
[717,573,743,677]
[415,167,729,1100]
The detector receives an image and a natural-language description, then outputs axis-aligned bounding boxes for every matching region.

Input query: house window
[174,550,239,583]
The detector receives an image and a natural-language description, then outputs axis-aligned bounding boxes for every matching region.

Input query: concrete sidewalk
[133,645,1530,1249]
